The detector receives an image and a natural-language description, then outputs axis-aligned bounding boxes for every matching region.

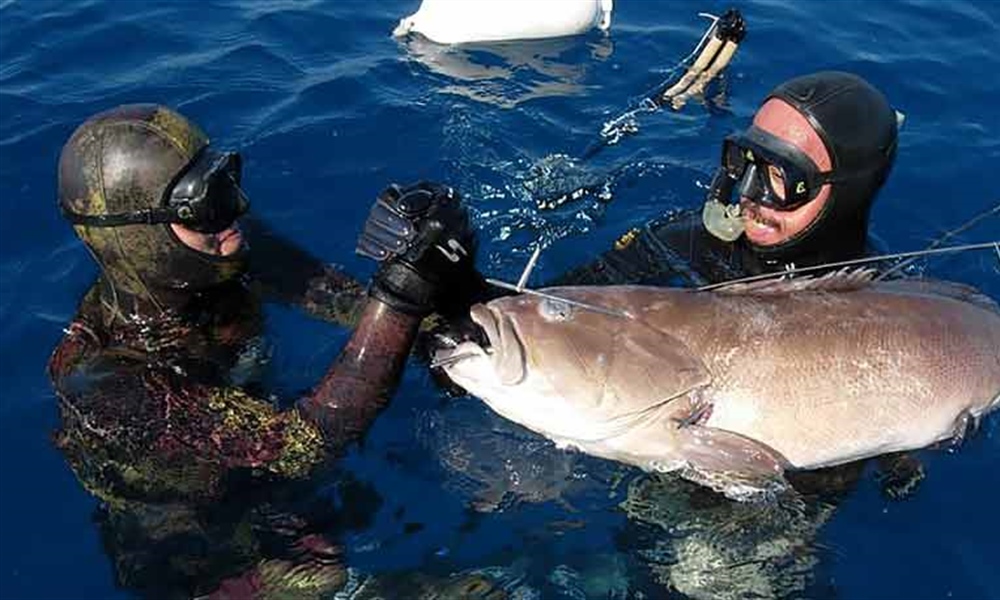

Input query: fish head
[434,291,710,442]
[432,298,555,426]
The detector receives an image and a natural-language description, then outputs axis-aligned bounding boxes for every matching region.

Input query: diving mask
[721,126,836,211]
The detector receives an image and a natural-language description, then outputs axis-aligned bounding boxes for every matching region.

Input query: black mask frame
[721,126,835,210]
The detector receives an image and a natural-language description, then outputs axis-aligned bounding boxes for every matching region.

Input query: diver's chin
[216,222,244,256]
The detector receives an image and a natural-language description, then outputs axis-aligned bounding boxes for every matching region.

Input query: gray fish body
[436,273,1000,499]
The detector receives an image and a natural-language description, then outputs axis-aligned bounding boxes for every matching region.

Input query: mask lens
[722,138,750,178]
[169,150,249,233]
[764,164,788,201]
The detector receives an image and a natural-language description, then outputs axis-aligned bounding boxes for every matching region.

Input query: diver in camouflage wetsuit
[48,104,487,599]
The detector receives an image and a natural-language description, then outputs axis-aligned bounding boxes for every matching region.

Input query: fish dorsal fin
[711,267,877,296]
[710,267,999,313]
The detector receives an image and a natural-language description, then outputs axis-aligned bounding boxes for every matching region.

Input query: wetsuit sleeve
[242,215,366,327]
[297,297,422,452]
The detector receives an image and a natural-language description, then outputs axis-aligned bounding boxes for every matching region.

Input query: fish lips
[470,304,527,385]
[433,304,527,387]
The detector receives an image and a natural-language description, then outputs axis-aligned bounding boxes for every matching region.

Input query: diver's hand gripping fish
[433,270,1000,501]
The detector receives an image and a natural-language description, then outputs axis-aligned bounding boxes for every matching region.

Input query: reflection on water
[398,34,613,108]
[620,473,828,600]
[416,400,598,513]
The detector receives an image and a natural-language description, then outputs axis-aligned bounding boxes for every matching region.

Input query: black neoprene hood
[750,71,898,265]
[767,71,897,178]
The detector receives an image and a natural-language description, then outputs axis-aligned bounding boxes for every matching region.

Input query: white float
[393,0,613,45]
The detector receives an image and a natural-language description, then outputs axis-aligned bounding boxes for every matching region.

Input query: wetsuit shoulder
[550,209,746,287]
[242,216,366,326]
[551,208,889,288]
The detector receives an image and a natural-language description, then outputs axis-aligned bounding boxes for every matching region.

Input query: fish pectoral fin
[946,408,979,451]
[674,426,791,503]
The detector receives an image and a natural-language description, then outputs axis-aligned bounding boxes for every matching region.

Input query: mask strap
[62,205,180,228]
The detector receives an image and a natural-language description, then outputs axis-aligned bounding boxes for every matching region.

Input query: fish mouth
[429,312,491,353]
[430,304,526,386]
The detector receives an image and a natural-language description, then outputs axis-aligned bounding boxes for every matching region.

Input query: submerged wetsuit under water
[47,242,416,598]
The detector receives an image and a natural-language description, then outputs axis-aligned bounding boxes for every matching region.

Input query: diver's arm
[242,215,367,326]
[298,181,479,448]
[298,297,420,448]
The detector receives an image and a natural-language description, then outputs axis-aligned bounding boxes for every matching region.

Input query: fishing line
[515,245,543,291]
[485,277,633,319]
[528,10,747,212]
[697,241,999,291]
[488,241,634,319]
[874,200,1000,281]
[469,233,996,332]
[583,9,747,160]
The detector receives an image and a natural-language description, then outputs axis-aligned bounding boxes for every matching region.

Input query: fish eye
[540,298,573,321]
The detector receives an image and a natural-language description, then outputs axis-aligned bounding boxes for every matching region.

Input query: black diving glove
[357,181,483,317]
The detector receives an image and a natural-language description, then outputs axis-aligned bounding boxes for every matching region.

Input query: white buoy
[393,0,613,45]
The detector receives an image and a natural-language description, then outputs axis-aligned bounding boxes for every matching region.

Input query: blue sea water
[1,0,998,598]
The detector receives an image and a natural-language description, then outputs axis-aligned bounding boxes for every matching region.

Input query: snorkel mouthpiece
[702,200,745,242]
[702,167,745,242]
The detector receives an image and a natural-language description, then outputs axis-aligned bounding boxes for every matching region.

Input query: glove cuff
[370,261,436,316]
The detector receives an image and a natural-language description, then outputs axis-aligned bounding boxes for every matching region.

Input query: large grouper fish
[433,270,1000,501]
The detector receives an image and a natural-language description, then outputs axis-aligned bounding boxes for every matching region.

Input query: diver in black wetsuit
[550,72,923,600]
[49,104,485,599]
[553,70,899,288]
[556,72,931,499]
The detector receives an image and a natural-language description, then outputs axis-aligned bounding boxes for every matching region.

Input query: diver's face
[171,222,244,257]
[741,99,833,247]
